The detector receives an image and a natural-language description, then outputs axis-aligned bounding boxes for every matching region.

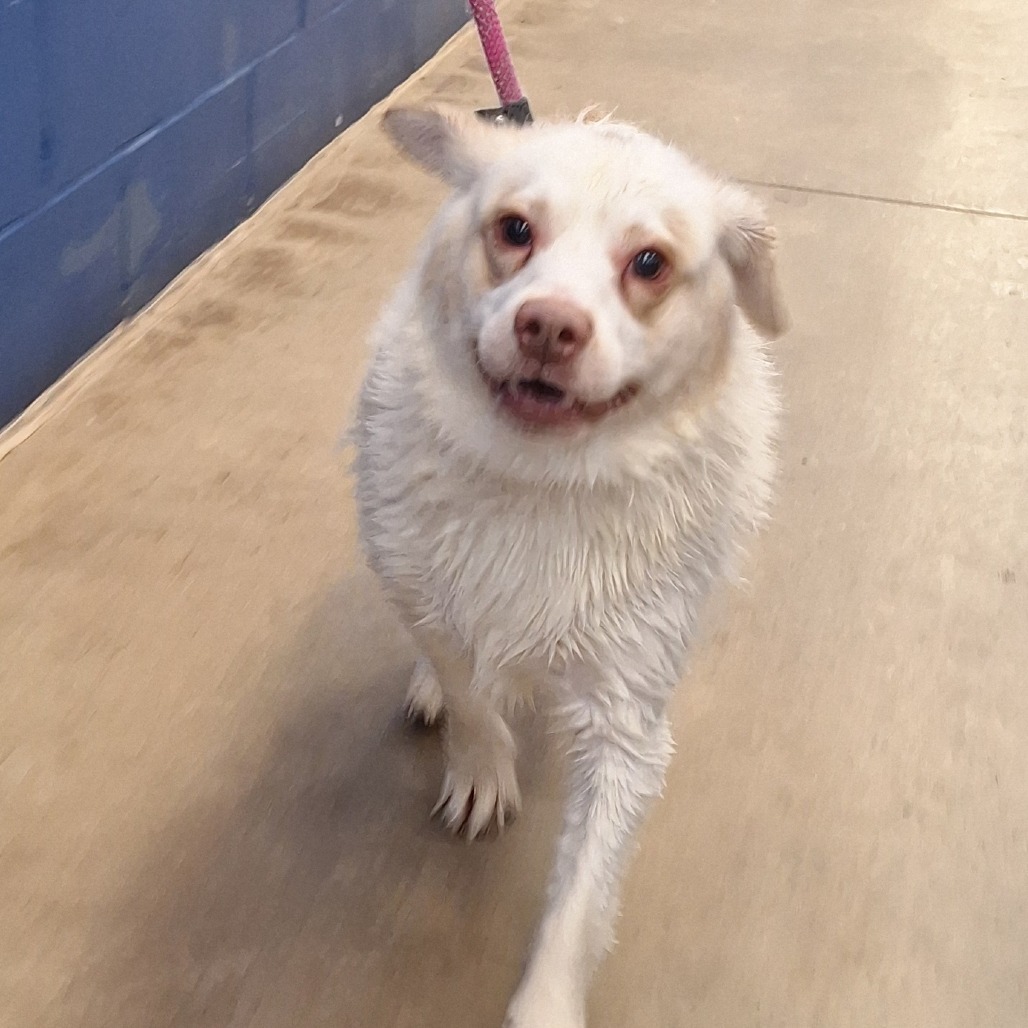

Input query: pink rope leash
[468,0,533,124]
[468,0,524,106]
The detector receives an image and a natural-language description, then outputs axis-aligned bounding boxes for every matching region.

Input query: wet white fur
[353,109,783,1028]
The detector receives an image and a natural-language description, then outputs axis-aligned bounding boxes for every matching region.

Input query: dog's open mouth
[482,373,638,429]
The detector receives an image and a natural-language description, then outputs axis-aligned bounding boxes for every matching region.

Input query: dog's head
[384,107,785,475]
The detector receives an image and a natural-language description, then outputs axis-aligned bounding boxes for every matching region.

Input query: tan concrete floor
[2,0,1026,1025]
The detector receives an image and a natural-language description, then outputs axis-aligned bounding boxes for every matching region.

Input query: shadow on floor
[83,573,560,1027]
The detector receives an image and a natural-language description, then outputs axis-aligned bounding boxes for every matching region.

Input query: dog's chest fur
[354,329,776,679]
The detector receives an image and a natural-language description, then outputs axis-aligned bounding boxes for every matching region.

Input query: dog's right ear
[383,106,517,190]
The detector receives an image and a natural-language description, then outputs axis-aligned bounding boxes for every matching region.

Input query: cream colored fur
[352,107,785,1028]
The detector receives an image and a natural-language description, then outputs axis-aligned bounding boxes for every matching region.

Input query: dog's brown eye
[501,216,533,248]
[631,249,666,280]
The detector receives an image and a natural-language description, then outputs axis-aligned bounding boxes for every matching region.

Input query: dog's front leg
[504,668,675,1028]
[412,632,522,838]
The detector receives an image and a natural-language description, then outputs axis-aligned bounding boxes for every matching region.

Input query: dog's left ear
[383,106,519,190]
[716,184,788,338]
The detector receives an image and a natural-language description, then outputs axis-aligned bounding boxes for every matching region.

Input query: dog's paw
[404,657,445,727]
[502,978,585,1028]
[432,727,521,838]
[503,1014,584,1028]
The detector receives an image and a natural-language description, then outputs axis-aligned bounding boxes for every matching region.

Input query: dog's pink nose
[514,299,594,364]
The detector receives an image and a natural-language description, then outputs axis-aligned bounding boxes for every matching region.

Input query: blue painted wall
[0,0,468,426]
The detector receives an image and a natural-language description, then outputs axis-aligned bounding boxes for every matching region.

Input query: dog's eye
[631,249,667,280]
[500,216,533,248]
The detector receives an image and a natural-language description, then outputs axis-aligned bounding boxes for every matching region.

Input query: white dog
[353,106,785,1027]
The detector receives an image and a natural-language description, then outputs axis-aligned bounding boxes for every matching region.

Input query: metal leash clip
[475,98,533,126]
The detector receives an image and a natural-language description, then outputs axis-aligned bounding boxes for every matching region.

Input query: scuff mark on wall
[58,181,161,281]
[124,181,161,279]
[222,19,240,76]
[59,207,119,276]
